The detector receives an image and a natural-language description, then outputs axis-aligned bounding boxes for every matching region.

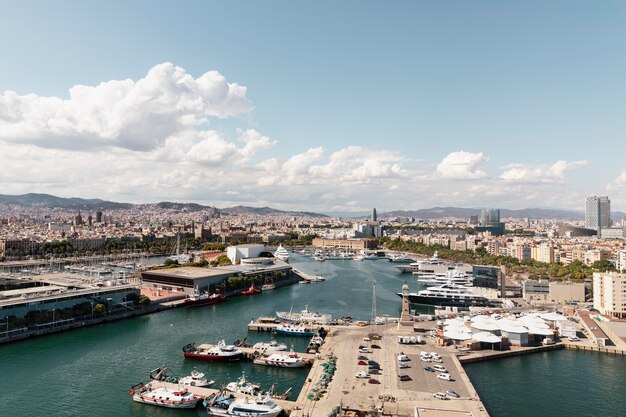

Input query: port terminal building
[140,259,294,295]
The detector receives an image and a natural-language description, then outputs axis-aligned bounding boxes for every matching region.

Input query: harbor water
[1,254,625,417]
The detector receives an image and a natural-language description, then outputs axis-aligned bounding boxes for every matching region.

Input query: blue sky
[1,1,625,212]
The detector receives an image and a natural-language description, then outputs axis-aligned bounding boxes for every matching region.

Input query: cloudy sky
[1,1,625,213]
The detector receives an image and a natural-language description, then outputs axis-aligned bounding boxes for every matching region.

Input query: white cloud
[0,63,252,151]
[500,160,588,183]
[436,151,488,180]
[282,147,324,176]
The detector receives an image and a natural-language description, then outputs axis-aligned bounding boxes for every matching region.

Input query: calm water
[464,349,626,417]
[1,255,624,417]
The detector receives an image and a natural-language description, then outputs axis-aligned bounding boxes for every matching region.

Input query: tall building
[95,211,103,223]
[475,208,505,236]
[585,195,610,231]
[593,272,626,318]
[371,208,377,222]
[479,209,500,225]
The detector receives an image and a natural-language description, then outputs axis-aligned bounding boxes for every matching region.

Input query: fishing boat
[129,383,202,409]
[183,288,227,306]
[252,339,288,351]
[253,350,310,368]
[261,283,276,291]
[242,283,261,296]
[178,370,215,387]
[182,340,244,362]
[272,323,317,337]
[204,393,283,417]
[224,371,261,396]
[276,305,332,324]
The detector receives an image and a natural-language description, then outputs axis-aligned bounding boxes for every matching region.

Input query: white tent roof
[443,330,473,341]
[539,312,566,322]
[527,327,554,336]
[471,322,500,332]
[472,332,502,344]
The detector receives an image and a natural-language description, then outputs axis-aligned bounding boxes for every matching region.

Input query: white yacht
[130,384,202,409]
[415,268,472,287]
[398,282,492,308]
[252,339,288,351]
[205,394,283,417]
[276,305,332,324]
[274,244,290,261]
[253,350,310,368]
[395,251,445,273]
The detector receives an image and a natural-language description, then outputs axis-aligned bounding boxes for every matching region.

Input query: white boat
[252,340,288,351]
[253,350,310,368]
[353,254,365,261]
[272,323,317,337]
[205,393,283,417]
[387,254,414,263]
[225,371,261,396]
[178,370,214,387]
[415,268,472,287]
[398,282,493,308]
[130,383,202,409]
[261,283,276,291]
[168,233,191,264]
[274,244,290,261]
[308,275,325,282]
[182,340,244,362]
[276,305,332,324]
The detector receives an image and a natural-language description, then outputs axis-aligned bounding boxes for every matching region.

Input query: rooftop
[143,267,237,279]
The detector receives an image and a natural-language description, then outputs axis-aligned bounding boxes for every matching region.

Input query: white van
[433,365,447,373]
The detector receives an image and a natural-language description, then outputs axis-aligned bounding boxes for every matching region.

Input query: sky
[1,1,626,213]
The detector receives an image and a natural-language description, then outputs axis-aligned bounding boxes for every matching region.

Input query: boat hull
[272,329,316,337]
[183,295,226,307]
[183,352,243,362]
[252,358,310,368]
[206,406,282,417]
[396,292,492,308]
[132,393,200,409]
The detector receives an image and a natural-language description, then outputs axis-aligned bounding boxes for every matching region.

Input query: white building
[226,244,265,265]
[616,250,626,272]
[593,272,626,319]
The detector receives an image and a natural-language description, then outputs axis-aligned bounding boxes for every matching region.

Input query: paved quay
[289,322,490,417]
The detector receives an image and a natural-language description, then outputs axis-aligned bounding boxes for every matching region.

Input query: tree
[138,295,151,305]
[93,303,106,316]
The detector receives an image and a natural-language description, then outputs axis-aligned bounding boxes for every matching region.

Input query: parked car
[359,347,371,353]
[367,360,379,365]
[433,392,448,400]
[446,390,460,398]
[568,336,580,342]
[357,355,368,360]
[437,373,453,381]
[398,374,412,381]
[368,378,381,384]
[397,354,410,362]
[431,357,444,363]
[357,360,367,365]
[355,371,370,378]
[369,369,380,375]
[399,362,410,369]
[433,365,447,373]
[420,357,432,362]
[371,344,381,349]
[423,366,435,372]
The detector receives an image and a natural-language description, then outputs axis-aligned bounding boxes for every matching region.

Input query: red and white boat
[242,283,261,296]
[182,340,244,362]
[129,383,202,409]
[183,288,226,307]
[253,350,311,368]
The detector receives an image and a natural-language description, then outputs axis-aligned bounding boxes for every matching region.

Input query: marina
[1,253,625,417]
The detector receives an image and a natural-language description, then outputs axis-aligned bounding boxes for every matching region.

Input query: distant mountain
[221,205,328,218]
[0,193,132,210]
[383,207,586,220]
[154,201,213,212]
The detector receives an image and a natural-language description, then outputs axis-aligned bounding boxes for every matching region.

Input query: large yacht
[415,268,472,287]
[276,305,332,324]
[397,282,492,308]
[274,244,290,261]
[395,251,445,273]
[182,340,244,362]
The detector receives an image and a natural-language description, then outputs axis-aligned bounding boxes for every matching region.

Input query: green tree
[93,303,106,316]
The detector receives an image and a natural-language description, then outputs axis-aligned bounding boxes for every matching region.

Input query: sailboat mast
[371,280,377,323]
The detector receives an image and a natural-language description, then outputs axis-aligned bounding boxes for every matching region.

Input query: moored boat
[253,350,310,368]
[224,371,261,396]
[182,340,244,362]
[204,393,283,417]
[252,339,288,351]
[178,370,215,387]
[130,383,202,409]
[183,288,227,306]
[261,283,275,291]
[242,283,261,296]
[276,305,332,324]
[274,244,290,261]
[272,323,317,337]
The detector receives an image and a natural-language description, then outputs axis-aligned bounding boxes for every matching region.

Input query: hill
[221,205,328,217]
[0,193,132,210]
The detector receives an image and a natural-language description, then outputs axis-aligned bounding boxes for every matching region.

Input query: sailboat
[168,232,191,264]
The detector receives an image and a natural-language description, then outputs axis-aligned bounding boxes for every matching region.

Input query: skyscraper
[479,209,500,225]
[585,196,611,231]
[371,208,377,222]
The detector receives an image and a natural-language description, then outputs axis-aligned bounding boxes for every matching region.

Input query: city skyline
[1,2,626,212]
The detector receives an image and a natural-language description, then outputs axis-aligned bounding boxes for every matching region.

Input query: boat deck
[195,344,318,361]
